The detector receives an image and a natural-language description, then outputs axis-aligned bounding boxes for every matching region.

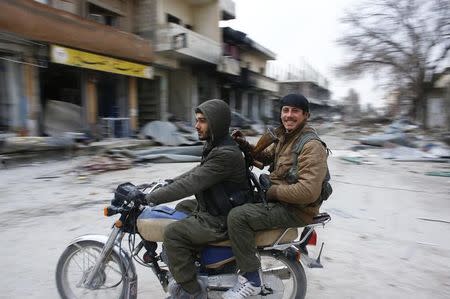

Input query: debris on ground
[384,119,419,133]
[359,132,415,147]
[424,171,450,177]
[422,143,450,158]
[77,154,133,174]
[417,217,450,224]
[44,100,83,136]
[379,141,450,162]
[358,118,421,147]
[34,176,61,180]
[135,153,201,163]
[340,156,362,164]
[340,117,450,166]
[381,146,444,160]
[112,145,203,163]
[0,136,75,154]
[131,145,203,163]
[75,145,204,174]
[140,121,201,146]
[332,150,374,165]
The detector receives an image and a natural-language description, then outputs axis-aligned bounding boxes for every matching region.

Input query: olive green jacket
[145,100,248,225]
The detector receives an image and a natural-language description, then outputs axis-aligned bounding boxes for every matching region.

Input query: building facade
[0,0,154,137]
[220,27,278,123]
[267,60,331,117]
[1,0,281,137]
[134,0,236,124]
[425,69,450,130]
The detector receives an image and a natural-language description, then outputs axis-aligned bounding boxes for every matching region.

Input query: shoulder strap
[287,131,323,180]
[286,130,332,207]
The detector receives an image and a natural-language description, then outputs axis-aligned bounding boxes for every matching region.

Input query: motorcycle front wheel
[260,251,307,299]
[55,240,126,299]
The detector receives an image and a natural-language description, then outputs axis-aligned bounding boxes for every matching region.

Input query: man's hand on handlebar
[128,188,147,206]
[140,178,174,206]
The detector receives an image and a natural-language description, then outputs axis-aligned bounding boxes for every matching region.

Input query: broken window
[167,14,181,25]
[87,3,119,27]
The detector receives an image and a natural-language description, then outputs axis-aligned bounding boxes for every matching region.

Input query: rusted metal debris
[78,154,133,174]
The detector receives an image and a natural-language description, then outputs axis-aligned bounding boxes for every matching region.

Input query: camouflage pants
[227,202,305,272]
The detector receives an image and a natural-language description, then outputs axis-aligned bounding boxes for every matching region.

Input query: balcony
[220,0,236,20]
[249,72,279,93]
[217,56,240,76]
[155,23,221,64]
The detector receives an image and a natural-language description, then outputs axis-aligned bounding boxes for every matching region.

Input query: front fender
[68,234,137,280]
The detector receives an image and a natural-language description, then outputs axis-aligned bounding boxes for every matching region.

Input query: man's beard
[197,131,208,140]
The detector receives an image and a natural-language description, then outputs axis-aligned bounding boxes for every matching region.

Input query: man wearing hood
[223,93,329,299]
[145,99,249,299]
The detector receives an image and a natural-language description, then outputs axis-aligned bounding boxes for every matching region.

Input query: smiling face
[281,105,309,132]
[195,112,210,140]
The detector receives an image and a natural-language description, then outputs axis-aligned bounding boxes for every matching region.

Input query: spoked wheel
[259,251,307,299]
[56,240,126,299]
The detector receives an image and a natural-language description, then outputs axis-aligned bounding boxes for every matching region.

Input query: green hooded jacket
[146,99,249,219]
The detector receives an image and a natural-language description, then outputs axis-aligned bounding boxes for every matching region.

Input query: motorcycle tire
[260,251,307,299]
[55,240,126,299]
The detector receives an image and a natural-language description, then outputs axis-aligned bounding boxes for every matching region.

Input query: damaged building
[0,0,154,138]
[219,27,278,123]
[267,59,332,118]
[1,0,326,140]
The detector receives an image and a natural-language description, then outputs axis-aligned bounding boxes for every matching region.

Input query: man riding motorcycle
[225,93,330,299]
[144,99,249,299]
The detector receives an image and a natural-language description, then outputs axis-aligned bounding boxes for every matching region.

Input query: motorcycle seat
[210,227,298,247]
[137,218,299,247]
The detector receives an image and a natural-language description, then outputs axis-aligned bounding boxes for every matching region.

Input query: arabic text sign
[50,45,153,79]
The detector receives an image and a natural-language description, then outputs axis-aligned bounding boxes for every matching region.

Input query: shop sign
[50,45,153,79]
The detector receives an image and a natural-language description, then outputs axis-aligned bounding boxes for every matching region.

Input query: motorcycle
[55,175,331,299]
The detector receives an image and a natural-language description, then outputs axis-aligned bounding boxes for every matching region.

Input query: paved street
[0,132,449,299]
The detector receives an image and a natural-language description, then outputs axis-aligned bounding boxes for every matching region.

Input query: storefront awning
[51,45,153,79]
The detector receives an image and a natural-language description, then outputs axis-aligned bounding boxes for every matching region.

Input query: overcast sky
[222,0,384,107]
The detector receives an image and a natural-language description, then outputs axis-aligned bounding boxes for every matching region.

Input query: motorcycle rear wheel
[259,251,307,299]
[55,240,126,299]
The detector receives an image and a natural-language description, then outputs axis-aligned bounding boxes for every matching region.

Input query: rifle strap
[285,130,331,207]
[287,130,327,180]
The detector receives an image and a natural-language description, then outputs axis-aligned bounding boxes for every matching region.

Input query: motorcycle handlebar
[104,205,128,217]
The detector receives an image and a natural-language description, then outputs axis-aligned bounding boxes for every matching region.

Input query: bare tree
[336,0,450,124]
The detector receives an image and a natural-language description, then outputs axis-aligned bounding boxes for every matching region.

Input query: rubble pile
[77,153,133,174]
[332,118,450,170]
[139,121,201,146]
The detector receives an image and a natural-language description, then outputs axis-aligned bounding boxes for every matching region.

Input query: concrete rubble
[44,100,83,136]
[0,135,75,154]
[76,153,133,174]
[2,118,449,178]
[130,145,203,163]
[337,118,450,167]
[140,121,201,146]
[70,145,205,174]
